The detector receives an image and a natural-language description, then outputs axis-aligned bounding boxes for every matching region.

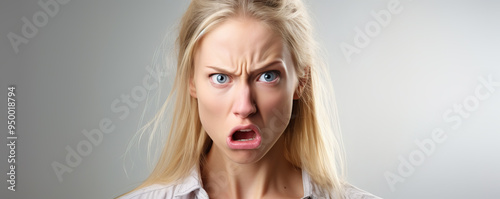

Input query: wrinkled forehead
[194,16,291,70]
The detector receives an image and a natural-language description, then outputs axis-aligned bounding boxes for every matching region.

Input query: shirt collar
[173,168,207,198]
[301,169,329,199]
[173,167,323,199]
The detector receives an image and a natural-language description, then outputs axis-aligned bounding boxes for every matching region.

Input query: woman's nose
[232,83,257,118]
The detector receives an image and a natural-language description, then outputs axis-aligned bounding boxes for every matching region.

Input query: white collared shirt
[120,169,381,199]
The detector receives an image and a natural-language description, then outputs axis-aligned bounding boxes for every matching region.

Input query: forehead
[195,17,288,68]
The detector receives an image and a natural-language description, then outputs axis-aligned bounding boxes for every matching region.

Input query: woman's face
[191,17,299,164]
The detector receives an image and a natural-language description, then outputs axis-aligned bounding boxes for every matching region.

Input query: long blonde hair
[125,0,346,198]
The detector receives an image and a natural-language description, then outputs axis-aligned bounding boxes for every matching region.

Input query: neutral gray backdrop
[1,0,499,198]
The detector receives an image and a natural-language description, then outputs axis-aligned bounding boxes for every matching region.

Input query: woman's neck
[201,136,303,199]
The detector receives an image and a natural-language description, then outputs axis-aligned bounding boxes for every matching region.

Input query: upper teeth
[237,138,255,141]
[238,129,252,132]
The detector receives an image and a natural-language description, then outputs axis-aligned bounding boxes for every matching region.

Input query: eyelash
[208,70,281,85]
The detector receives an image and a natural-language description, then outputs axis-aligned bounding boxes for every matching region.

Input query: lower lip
[227,126,262,150]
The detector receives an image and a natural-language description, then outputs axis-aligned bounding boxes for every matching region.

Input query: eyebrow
[205,60,286,75]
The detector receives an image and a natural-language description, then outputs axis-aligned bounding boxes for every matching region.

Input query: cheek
[257,86,294,133]
[196,82,230,138]
[198,95,222,121]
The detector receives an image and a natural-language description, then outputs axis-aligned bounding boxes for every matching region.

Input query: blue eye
[210,74,229,84]
[258,71,280,82]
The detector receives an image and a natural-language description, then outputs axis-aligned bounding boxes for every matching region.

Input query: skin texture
[190,16,304,199]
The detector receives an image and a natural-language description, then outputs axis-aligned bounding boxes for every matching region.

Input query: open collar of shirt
[173,167,324,199]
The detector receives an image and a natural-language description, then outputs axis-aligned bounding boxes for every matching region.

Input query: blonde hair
[124,0,346,198]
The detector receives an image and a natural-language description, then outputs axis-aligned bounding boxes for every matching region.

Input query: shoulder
[343,184,382,199]
[119,168,207,199]
[302,170,381,199]
[119,171,205,199]
[118,184,177,199]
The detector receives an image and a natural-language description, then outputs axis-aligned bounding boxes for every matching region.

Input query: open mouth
[232,129,256,141]
[227,124,262,149]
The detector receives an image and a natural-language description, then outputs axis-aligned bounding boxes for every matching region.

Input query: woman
[120,0,380,198]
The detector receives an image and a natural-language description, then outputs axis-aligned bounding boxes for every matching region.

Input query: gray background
[1,0,499,198]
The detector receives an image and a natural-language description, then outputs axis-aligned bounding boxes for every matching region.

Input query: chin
[225,149,266,164]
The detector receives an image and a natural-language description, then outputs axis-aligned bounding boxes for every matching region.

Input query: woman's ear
[189,78,197,98]
[293,66,310,100]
